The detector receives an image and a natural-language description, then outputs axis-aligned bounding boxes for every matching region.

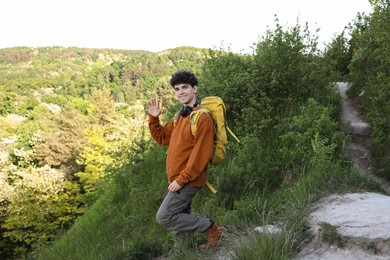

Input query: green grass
[319,222,345,248]
[35,137,384,260]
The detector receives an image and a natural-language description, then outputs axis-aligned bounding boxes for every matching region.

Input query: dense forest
[0,0,389,259]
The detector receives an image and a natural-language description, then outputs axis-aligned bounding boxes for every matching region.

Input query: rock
[337,82,373,136]
[298,192,390,259]
[309,193,390,239]
[254,225,282,235]
[346,122,373,136]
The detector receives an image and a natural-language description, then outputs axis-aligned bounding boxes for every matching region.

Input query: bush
[348,0,390,178]
[278,98,344,173]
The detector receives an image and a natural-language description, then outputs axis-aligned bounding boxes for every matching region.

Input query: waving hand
[148,98,163,117]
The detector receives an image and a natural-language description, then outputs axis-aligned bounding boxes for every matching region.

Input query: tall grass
[36,138,378,260]
[165,140,380,260]
[37,144,172,260]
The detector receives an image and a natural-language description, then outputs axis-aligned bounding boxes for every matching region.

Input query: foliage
[0,45,206,258]
[0,92,18,115]
[200,51,258,131]
[37,143,169,260]
[322,31,353,80]
[69,97,93,115]
[201,18,339,138]
[253,19,323,114]
[1,166,83,259]
[76,100,149,204]
[88,87,118,127]
[216,99,343,211]
[199,19,342,215]
[0,114,26,138]
[75,126,113,197]
[0,46,209,104]
[0,8,388,257]
[348,0,390,178]
[278,98,343,172]
[32,104,87,178]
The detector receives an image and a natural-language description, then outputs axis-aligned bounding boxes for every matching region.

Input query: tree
[323,31,353,79]
[89,87,117,128]
[76,101,149,202]
[0,92,18,115]
[32,104,87,178]
[200,50,257,132]
[75,126,114,198]
[2,166,83,258]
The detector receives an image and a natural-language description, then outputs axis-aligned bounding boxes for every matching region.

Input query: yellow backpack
[174,96,240,193]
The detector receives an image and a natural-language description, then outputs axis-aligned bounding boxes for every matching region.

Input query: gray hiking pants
[156,184,211,236]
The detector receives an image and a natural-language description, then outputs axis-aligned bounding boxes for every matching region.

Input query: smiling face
[174,83,198,106]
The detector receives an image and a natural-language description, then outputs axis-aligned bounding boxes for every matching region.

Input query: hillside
[1,2,389,258]
[0,45,213,259]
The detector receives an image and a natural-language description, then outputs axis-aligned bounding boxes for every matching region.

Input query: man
[148,70,224,250]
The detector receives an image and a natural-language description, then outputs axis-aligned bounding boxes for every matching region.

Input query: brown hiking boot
[199,224,224,250]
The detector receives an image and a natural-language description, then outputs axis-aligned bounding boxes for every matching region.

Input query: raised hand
[148,98,162,117]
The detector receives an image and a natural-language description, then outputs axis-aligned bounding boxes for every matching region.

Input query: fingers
[149,97,163,111]
[148,99,155,109]
[148,98,156,107]
[168,180,182,192]
[148,97,163,117]
[149,97,162,107]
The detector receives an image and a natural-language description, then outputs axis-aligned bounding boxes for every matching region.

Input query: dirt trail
[338,82,390,193]
[339,82,373,175]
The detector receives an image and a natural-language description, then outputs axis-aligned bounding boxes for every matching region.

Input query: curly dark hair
[169,70,198,88]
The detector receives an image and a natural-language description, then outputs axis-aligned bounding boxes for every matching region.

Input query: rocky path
[339,82,373,174]
[297,82,390,260]
[339,82,390,193]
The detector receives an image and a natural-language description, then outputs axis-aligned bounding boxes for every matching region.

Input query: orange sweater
[149,109,214,187]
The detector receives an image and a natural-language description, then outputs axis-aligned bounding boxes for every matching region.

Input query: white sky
[0,0,373,53]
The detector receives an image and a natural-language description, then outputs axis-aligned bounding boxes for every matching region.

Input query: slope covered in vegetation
[0,46,212,258]
[1,1,389,259]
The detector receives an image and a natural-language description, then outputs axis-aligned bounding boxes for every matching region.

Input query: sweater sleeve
[148,114,174,146]
[175,113,214,186]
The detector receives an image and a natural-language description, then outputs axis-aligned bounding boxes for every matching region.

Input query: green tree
[76,101,150,202]
[89,87,117,128]
[200,51,257,133]
[0,92,18,115]
[201,19,336,136]
[322,31,353,80]
[2,166,83,258]
[75,126,114,198]
[70,97,93,115]
[152,76,176,110]
[32,104,87,178]
[14,104,53,150]
[253,20,325,114]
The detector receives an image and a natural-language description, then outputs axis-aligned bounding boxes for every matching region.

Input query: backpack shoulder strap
[189,108,212,136]
[173,111,181,127]
[227,125,240,143]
